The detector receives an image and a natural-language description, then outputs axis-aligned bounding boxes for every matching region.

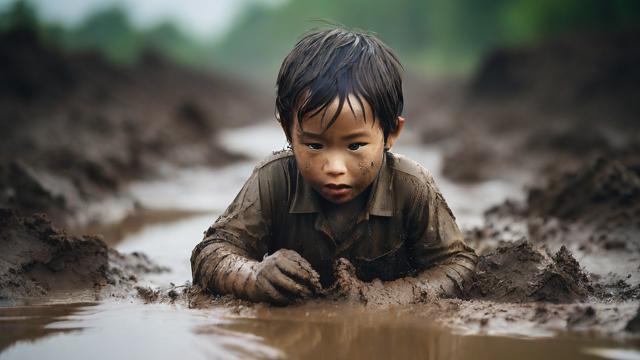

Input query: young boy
[191,28,477,305]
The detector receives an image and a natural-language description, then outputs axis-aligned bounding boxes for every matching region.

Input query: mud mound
[525,156,640,253]
[0,28,268,227]
[0,208,108,300]
[0,161,68,225]
[465,156,640,304]
[0,209,167,303]
[435,31,640,183]
[465,240,590,303]
[527,158,640,225]
[527,156,640,219]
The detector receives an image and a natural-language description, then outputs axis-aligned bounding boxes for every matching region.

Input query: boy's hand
[248,249,322,305]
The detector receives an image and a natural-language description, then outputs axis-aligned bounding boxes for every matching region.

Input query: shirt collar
[288,151,394,217]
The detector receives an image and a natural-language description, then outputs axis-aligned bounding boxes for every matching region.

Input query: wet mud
[459,156,640,332]
[5,152,637,336]
[170,154,639,335]
[1,26,639,350]
[465,241,591,303]
[415,31,640,185]
[0,28,268,228]
[0,209,167,305]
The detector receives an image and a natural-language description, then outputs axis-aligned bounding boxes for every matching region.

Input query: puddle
[1,301,637,360]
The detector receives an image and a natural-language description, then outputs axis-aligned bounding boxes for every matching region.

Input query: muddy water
[1,122,638,359]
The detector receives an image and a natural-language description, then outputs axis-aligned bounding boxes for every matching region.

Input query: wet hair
[275,27,404,143]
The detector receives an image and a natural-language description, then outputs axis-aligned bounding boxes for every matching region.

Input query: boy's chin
[323,195,353,205]
[318,188,364,206]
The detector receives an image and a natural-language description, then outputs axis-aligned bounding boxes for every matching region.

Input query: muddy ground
[0,27,271,228]
[0,208,169,305]
[413,31,640,186]
[1,27,639,339]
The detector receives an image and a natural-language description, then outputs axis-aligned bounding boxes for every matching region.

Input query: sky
[0,0,285,40]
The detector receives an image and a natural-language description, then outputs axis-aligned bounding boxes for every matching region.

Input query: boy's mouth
[324,183,352,196]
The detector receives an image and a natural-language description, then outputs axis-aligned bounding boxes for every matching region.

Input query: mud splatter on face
[358,162,371,176]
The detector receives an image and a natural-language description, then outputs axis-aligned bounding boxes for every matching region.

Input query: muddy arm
[189,167,267,300]
[333,173,478,304]
[408,172,478,298]
[191,240,259,299]
[410,249,477,298]
[333,248,477,305]
[332,250,477,305]
[192,239,322,304]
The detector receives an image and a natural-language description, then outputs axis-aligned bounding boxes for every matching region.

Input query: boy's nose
[323,155,347,176]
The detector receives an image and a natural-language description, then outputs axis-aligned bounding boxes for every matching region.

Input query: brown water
[1,122,638,359]
[1,301,638,360]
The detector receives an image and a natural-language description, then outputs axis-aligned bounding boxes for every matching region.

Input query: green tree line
[1,0,638,76]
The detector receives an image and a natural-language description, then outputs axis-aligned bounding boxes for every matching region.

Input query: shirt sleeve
[190,166,272,288]
[407,171,478,297]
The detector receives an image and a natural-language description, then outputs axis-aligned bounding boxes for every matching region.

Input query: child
[191,28,477,305]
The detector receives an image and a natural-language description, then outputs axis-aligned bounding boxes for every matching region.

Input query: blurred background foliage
[1,0,638,79]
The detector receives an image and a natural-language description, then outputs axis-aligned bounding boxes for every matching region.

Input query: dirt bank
[0,209,166,305]
[0,27,270,228]
[415,31,640,185]
[468,155,640,295]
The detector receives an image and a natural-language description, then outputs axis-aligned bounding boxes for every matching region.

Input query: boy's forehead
[296,94,373,127]
[295,94,376,134]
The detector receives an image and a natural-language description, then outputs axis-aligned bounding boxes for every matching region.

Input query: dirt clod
[465,241,589,303]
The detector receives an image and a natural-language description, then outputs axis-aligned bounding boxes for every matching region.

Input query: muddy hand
[249,249,322,305]
[330,257,367,301]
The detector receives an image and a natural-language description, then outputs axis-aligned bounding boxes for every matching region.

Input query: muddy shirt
[192,150,477,287]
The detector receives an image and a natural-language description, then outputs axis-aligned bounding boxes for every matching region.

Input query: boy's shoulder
[387,152,435,185]
[253,149,295,171]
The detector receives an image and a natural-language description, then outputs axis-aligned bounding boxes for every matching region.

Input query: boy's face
[291,94,403,205]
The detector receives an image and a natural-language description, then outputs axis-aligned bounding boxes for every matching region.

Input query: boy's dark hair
[275,27,404,143]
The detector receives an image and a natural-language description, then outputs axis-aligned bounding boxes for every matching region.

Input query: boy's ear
[384,116,405,150]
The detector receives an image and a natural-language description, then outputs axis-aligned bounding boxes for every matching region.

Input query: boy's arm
[333,173,477,304]
[192,240,321,304]
[406,178,478,298]
[190,165,321,304]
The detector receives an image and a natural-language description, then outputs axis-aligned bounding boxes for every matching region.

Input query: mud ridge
[0,27,269,228]
[413,31,640,184]
[0,209,167,304]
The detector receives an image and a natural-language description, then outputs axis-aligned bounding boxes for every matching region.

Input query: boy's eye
[348,142,367,151]
[307,143,323,150]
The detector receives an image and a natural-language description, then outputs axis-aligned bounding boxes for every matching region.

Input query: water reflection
[1,301,636,360]
[204,304,637,360]
[0,303,93,353]
[0,302,282,360]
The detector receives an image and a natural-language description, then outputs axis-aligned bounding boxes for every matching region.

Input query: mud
[414,31,640,185]
[2,26,640,348]
[454,155,640,333]
[0,27,269,228]
[0,209,167,305]
[464,241,591,303]
[124,155,640,336]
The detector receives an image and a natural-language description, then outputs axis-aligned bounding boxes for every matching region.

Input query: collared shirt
[192,149,477,287]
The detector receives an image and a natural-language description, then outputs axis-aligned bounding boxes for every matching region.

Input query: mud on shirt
[191,150,477,288]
